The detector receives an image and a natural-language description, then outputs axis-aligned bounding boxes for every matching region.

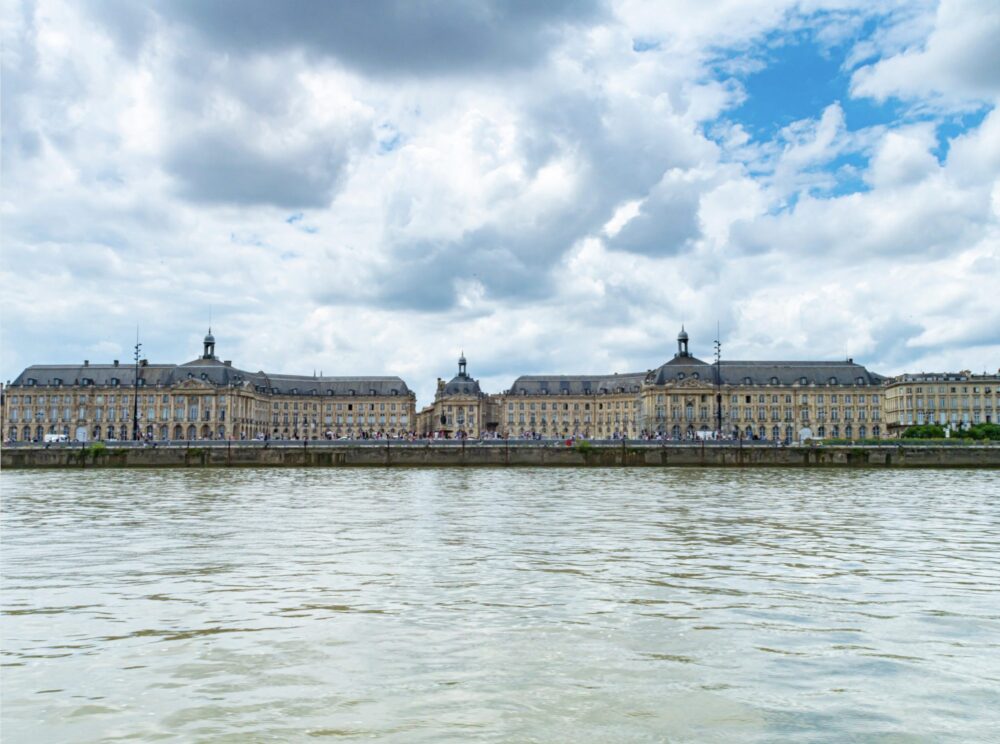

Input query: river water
[2,468,999,742]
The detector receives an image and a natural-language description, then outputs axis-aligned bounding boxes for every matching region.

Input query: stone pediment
[175,377,214,390]
[653,377,713,391]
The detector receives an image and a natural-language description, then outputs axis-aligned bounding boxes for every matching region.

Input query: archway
[200,424,211,439]
[173,424,183,440]
[186,424,196,440]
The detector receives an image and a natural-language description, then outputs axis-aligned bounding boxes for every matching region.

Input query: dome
[443,375,481,396]
[678,327,688,341]
[205,333,215,343]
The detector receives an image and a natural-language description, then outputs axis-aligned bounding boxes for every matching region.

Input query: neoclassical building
[416,354,500,437]
[882,371,999,435]
[3,331,416,442]
[498,329,886,440]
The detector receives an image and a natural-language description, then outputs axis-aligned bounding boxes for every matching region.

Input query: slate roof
[508,373,646,395]
[442,372,482,396]
[10,362,412,396]
[648,356,885,386]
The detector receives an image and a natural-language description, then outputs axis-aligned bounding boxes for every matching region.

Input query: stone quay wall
[2,442,998,469]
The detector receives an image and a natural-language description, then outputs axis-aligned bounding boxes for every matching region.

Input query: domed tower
[203,329,216,360]
[676,326,689,358]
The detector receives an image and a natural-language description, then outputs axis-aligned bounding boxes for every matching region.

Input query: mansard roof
[252,373,411,396]
[508,372,646,395]
[442,372,481,396]
[648,356,885,386]
[11,364,411,396]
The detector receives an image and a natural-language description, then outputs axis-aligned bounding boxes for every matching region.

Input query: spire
[458,351,467,377]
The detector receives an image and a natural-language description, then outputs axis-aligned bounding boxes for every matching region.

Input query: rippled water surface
[3,468,1000,742]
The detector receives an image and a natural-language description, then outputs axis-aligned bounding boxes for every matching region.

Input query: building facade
[7,327,995,444]
[416,354,500,438]
[882,371,999,435]
[496,329,886,441]
[638,329,885,441]
[3,332,416,442]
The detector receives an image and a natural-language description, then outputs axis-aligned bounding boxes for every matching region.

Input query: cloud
[165,130,357,208]
[89,0,607,77]
[851,0,1000,104]
[3,0,999,404]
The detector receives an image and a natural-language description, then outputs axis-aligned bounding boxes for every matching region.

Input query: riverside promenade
[2,440,998,469]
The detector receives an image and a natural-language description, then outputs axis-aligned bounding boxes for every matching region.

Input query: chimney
[84,360,89,367]
[224,360,232,367]
[140,359,148,367]
[113,360,119,367]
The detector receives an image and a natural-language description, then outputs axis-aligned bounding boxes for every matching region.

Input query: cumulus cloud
[851,0,1000,104]
[2,0,999,403]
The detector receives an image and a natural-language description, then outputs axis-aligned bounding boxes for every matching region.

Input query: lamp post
[132,336,142,441]
[714,328,722,439]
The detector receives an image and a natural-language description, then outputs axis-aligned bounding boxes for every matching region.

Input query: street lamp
[714,326,722,439]
[132,334,142,441]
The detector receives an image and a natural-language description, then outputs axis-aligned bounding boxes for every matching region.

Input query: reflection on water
[2,468,999,742]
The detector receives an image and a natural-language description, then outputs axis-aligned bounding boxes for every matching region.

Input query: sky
[2,0,998,405]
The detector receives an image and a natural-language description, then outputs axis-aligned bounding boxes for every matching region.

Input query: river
[2,468,999,742]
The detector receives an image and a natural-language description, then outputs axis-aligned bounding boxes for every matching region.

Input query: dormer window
[692,373,699,380]
[800,376,808,385]
[677,373,685,380]
[829,377,838,385]
[744,377,752,385]
[771,377,779,385]
[27,378,36,386]
[856,377,865,385]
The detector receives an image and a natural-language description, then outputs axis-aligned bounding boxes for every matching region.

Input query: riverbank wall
[3,442,998,469]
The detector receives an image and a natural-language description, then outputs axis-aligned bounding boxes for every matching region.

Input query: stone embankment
[2,441,998,469]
